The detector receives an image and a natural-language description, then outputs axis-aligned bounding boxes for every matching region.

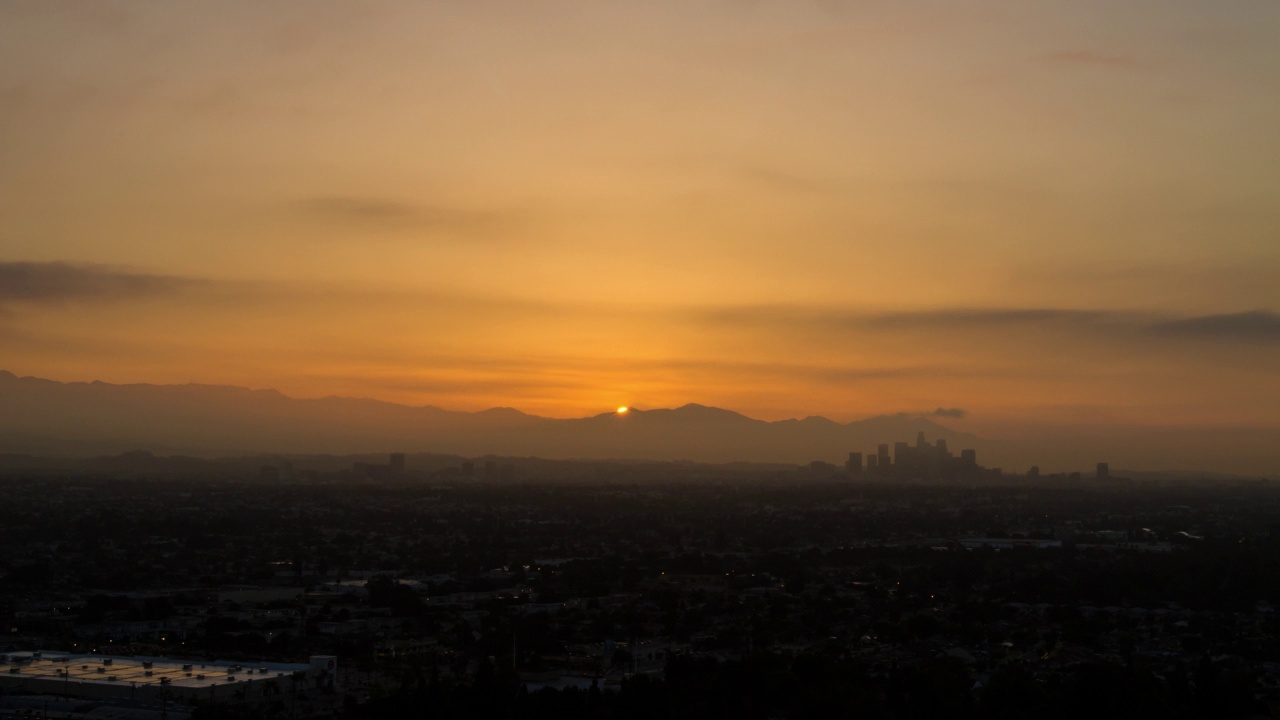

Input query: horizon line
[0,368,968,427]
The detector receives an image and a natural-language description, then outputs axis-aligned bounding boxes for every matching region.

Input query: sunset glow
[1,1,1278,472]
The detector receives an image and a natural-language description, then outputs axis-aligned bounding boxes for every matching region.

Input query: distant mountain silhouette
[0,370,984,464]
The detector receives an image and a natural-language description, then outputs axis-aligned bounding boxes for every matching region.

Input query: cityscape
[3,438,1279,719]
[4,1,1279,718]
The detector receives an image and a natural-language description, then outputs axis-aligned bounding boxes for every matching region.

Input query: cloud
[695,305,1120,333]
[301,196,419,222]
[0,262,202,307]
[865,308,1116,329]
[1006,262,1280,306]
[307,351,963,387]
[297,195,522,237]
[1043,51,1140,69]
[864,309,1280,347]
[692,304,1280,353]
[879,407,967,421]
[1150,311,1280,344]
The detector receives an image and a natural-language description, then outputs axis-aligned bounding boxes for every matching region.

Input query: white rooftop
[3,651,308,691]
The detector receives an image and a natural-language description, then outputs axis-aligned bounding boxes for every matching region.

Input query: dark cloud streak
[1150,311,1280,344]
[0,262,202,306]
[694,304,1280,347]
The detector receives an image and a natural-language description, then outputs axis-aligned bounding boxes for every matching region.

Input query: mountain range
[0,370,984,466]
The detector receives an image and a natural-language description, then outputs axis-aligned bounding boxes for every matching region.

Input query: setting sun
[1,2,1278,475]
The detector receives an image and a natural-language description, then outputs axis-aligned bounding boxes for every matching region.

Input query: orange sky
[1,1,1278,445]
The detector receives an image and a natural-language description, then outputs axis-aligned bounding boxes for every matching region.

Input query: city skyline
[3,369,1274,476]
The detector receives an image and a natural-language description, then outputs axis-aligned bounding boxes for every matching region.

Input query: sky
[1,1,1278,461]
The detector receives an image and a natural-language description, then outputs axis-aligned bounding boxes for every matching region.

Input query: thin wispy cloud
[693,305,1118,333]
[864,308,1117,329]
[301,196,420,222]
[297,195,525,237]
[1042,50,1141,69]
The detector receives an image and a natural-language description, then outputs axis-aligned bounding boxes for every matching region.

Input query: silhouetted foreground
[5,471,1280,719]
[312,650,1263,720]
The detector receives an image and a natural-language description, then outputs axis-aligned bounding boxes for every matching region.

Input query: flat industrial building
[1,652,334,706]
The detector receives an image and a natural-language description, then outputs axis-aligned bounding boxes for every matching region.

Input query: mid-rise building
[846,452,863,475]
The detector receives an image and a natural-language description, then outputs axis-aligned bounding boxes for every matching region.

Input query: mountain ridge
[0,369,963,428]
[0,370,978,463]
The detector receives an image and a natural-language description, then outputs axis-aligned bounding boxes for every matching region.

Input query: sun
[616,406,629,414]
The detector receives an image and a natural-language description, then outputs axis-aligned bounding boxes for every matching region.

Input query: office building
[846,452,863,475]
